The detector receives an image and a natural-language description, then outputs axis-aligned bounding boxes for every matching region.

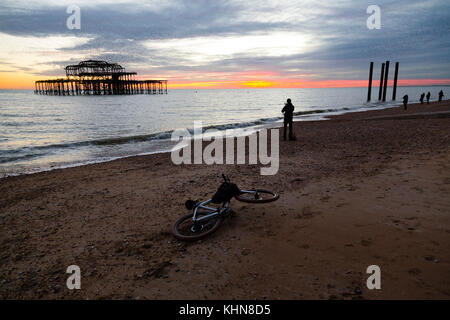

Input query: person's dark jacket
[403,95,408,104]
[282,102,295,121]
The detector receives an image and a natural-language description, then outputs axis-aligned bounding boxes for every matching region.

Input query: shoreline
[3,98,438,180]
[1,100,449,299]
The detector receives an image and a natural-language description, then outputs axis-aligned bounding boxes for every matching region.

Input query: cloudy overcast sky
[0,0,449,88]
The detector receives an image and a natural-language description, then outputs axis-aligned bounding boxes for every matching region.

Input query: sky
[0,0,449,89]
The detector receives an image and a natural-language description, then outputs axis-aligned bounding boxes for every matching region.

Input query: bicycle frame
[192,199,229,223]
[191,190,257,223]
[173,174,279,241]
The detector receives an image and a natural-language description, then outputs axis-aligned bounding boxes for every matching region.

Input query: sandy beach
[1,100,449,300]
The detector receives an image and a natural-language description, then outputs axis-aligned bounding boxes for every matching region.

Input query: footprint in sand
[410,186,424,193]
[336,202,349,208]
[408,268,421,275]
[390,218,420,231]
[424,255,439,263]
[295,206,322,219]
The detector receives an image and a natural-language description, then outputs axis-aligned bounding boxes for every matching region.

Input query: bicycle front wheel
[172,213,223,241]
[235,189,279,203]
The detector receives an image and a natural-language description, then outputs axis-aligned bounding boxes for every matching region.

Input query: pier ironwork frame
[35,60,167,95]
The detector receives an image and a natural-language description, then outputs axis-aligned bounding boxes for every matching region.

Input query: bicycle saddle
[185,199,199,210]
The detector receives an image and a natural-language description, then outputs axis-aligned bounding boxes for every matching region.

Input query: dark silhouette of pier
[35,60,167,95]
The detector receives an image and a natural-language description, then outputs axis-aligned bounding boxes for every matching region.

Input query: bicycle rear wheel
[235,189,279,203]
[172,213,223,241]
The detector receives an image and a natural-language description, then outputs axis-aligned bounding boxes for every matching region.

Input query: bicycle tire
[172,213,223,241]
[234,189,279,203]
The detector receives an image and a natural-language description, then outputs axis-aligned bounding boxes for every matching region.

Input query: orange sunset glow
[166,78,450,89]
[1,0,449,91]
[2,75,450,90]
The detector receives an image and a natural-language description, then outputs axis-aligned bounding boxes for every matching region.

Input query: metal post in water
[378,63,385,100]
[367,62,374,101]
[382,60,390,102]
[392,62,399,100]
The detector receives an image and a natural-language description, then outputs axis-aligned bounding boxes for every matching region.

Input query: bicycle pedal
[220,207,231,217]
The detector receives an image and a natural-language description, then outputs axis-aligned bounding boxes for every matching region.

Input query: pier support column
[367,62,373,102]
[392,62,399,100]
[378,63,385,101]
[382,60,389,102]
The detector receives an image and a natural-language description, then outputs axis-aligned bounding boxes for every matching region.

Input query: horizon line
[2,84,450,91]
[2,78,450,90]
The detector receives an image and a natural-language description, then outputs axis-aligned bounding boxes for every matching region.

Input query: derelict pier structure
[35,60,167,95]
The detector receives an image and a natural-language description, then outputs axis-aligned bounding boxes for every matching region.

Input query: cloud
[0,0,449,83]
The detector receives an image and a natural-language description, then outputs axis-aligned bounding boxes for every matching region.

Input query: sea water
[0,86,445,177]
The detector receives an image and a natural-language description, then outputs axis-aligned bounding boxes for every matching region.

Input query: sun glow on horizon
[2,76,450,90]
[0,0,449,92]
[164,78,450,90]
[238,81,275,88]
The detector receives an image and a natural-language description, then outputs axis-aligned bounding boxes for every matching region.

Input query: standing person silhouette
[402,94,408,110]
[281,98,295,141]
[419,93,425,104]
[426,92,431,104]
[438,90,444,102]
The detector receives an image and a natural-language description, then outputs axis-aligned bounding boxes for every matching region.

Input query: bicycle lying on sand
[172,174,279,241]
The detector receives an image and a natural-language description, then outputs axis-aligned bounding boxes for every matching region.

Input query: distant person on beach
[402,94,408,110]
[281,98,295,141]
[420,93,425,104]
[439,90,444,102]
[426,92,431,104]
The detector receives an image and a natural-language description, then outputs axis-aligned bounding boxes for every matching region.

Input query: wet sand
[1,100,449,299]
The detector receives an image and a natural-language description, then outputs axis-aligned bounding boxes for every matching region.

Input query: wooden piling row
[35,60,168,96]
[367,60,400,102]
[35,79,168,95]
